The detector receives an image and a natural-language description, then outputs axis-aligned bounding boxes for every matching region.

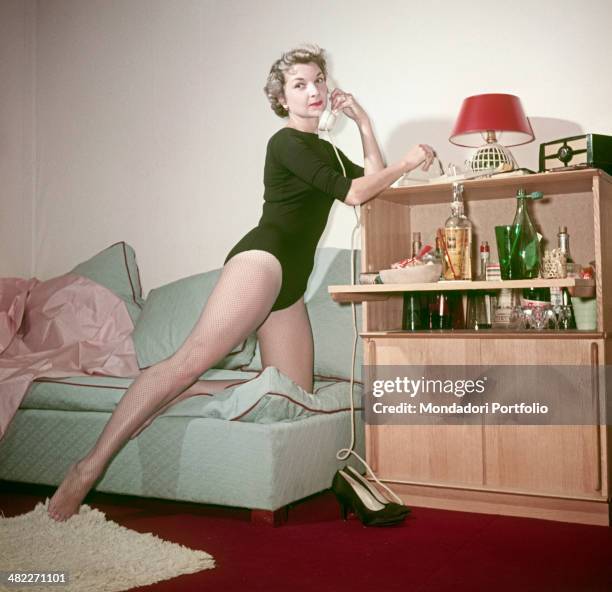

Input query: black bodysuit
[224,127,364,311]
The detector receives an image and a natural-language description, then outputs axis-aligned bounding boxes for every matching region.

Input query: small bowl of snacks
[379,261,442,284]
[379,247,442,284]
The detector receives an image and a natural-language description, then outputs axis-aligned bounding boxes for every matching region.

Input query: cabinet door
[481,339,604,498]
[365,337,484,487]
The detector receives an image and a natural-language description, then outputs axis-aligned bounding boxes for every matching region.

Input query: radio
[539,133,612,175]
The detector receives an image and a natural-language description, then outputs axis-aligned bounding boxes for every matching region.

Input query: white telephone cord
[325,128,404,506]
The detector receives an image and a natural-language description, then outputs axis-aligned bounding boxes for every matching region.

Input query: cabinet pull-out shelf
[329,278,595,303]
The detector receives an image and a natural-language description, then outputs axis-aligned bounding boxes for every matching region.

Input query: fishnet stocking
[48,250,282,520]
[133,296,315,438]
[257,297,314,393]
[128,377,249,439]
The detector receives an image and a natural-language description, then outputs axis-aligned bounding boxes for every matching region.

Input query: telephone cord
[325,128,404,505]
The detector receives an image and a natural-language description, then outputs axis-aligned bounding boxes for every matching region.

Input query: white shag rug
[0,500,215,591]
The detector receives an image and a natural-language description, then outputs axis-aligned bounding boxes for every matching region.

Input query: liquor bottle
[434,235,443,259]
[429,293,451,330]
[509,189,543,279]
[476,240,496,324]
[478,241,490,280]
[411,232,422,259]
[557,225,576,329]
[557,226,575,275]
[443,183,472,280]
[493,288,517,328]
[522,287,551,307]
[434,235,445,280]
[402,293,429,331]
[550,225,573,305]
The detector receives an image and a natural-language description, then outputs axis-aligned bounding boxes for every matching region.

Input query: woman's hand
[403,144,436,172]
[330,88,368,125]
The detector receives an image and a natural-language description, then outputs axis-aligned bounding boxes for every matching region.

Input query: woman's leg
[256,297,314,393]
[136,297,315,437]
[48,250,281,521]
[128,377,251,439]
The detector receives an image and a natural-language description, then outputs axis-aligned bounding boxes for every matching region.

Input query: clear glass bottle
[411,232,422,259]
[557,225,576,329]
[509,189,543,279]
[557,225,575,275]
[443,183,472,280]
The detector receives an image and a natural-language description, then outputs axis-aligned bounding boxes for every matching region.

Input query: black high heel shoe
[331,469,410,527]
[344,466,409,509]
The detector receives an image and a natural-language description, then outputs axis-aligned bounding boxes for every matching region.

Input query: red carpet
[1,482,611,592]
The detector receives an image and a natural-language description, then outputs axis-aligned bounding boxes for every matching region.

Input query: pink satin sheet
[0,274,140,438]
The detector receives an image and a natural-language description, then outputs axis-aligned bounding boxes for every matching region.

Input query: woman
[48,44,434,521]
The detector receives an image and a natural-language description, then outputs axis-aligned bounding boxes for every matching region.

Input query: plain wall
[0,0,36,277]
[3,0,612,293]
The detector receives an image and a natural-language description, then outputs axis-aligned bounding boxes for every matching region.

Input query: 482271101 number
[0,572,69,586]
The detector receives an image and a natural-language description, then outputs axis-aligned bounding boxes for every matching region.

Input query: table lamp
[449,93,534,172]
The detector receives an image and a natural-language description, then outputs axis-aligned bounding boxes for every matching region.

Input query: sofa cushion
[162,366,361,423]
[132,268,257,371]
[22,369,257,412]
[24,376,135,411]
[71,242,144,324]
[246,248,363,380]
[22,368,361,424]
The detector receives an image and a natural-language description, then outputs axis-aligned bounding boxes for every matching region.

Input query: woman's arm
[331,90,384,176]
[344,144,434,206]
[330,90,435,205]
[357,117,385,175]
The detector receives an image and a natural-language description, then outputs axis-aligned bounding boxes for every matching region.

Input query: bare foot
[47,461,99,522]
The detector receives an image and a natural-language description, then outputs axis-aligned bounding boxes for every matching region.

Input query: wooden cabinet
[367,338,483,488]
[481,338,604,499]
[330,169,611,526]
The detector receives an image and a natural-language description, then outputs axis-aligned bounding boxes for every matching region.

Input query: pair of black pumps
[331,467,410,527]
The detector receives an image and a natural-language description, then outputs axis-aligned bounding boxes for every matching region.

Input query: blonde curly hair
[264,44,328,118]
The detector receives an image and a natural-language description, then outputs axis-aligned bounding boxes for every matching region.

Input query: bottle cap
[480,241,490,252]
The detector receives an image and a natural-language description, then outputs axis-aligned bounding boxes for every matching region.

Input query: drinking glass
[544,307,558,330]
[521,307,533,329]
[466,293,492,330]
[529,305,552,331]
[509,305,527,330]
[495,225,514,280]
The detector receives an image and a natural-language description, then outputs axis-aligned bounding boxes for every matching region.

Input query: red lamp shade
[449,93,534,147]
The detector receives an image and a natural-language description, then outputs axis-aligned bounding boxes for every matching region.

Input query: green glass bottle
[509,189,543,279]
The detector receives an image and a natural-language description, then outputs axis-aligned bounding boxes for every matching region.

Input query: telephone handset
[317,84,347,177]
[318,90,341,132]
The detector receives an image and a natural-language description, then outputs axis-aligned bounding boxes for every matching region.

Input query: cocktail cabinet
[330,169,611,525]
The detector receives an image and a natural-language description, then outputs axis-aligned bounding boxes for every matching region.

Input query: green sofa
[0,243,364,524]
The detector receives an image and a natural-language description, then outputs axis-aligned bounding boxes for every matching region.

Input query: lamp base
[466,142,517,172]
